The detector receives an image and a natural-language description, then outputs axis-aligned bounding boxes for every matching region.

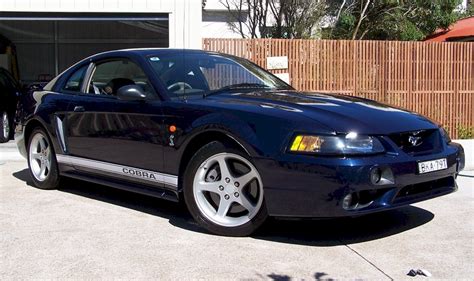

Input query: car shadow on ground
[261,272,334,281]
[253,205,433,246]
[13,168,434,246]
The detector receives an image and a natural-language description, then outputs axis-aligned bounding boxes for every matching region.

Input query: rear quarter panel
[16,90,70,157]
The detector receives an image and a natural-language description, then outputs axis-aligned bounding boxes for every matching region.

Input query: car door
[63,58,172,188]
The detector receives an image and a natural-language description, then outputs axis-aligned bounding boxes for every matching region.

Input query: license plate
[418,158,447,174]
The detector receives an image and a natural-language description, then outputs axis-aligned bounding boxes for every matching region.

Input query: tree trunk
[352,0,371,40]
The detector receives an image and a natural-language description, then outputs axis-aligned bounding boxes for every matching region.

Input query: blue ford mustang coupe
[15,49,465,236]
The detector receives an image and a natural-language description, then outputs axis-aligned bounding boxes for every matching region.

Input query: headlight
[289,132,385,155]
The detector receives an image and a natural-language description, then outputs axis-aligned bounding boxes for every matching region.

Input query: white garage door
[0,12,169,84]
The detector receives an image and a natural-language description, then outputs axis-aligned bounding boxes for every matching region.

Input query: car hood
[210,90,438,135]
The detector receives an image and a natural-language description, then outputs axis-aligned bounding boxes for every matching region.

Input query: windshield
[147,52,292,98]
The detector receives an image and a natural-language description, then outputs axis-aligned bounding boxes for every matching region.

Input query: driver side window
[88,59,155,97]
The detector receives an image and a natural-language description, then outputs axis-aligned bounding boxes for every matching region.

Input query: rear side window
[62,65,88,93]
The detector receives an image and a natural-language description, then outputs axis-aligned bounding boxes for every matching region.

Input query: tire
[183,141,268,236]
[0,111,11,143]
[27,127,61,190]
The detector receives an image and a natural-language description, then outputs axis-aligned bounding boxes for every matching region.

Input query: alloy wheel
[193,153,264,227]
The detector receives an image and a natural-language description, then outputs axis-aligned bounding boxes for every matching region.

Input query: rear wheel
[184,141,267,236]
[0,111,11,143]
[27,128,61,190]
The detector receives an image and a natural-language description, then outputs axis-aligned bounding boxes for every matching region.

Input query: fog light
[370,168,382,184]
[342,194,353,210]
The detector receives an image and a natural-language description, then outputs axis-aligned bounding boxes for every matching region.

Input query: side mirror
[117,85,147,101]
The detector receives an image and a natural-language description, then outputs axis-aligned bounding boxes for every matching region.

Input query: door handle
[73,106,85,112]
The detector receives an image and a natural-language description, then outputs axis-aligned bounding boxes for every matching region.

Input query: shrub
[457,126,474,139]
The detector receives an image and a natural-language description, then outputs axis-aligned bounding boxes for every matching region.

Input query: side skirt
[56,154,178,189]
[56,154,180,202]
[59,167,180,202]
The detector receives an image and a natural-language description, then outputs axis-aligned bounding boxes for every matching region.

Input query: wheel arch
[23,117,58,154]
[177,129,256,191]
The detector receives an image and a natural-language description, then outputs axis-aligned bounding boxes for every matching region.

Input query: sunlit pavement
[1,141,473,279]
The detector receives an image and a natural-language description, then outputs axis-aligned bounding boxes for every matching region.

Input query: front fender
[184,112,262,156]
[162,112,262,175]
[162,109,289,177]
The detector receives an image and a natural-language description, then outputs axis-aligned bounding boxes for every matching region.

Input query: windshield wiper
[203,83,270,98]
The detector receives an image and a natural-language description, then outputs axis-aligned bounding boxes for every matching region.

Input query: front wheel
[184,141,268,236]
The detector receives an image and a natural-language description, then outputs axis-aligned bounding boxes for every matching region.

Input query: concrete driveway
[1,141,473,280]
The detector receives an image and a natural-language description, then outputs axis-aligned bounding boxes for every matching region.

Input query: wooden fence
[203,38,474,139]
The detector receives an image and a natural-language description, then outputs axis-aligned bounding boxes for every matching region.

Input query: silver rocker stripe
[56,155,178,187]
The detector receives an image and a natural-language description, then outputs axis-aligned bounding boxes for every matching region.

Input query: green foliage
[457,126,474,139]
[325,0,464,41]
[337,12,356,38]
[398,21,425,41]
[222,0,466,40]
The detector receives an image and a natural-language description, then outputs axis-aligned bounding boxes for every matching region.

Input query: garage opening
[0,12,169,85]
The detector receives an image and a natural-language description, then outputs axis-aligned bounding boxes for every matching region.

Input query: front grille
[389,129,442,155]
[394,176,454,202]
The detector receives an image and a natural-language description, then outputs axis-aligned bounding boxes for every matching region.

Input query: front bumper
[255,142,464,217]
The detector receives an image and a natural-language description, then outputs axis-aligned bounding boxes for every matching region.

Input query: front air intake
[389,129,443,156]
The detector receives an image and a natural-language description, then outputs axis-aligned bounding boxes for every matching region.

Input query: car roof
[87,48,237,61]
[52,48,246,95]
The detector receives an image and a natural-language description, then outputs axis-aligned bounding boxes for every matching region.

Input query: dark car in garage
[0,67,21,143]
[15,49,465,236]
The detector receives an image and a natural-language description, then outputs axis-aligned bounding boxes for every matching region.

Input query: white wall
[202,0,250,38]
[0,0,202,49]
[202,11,246,39]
